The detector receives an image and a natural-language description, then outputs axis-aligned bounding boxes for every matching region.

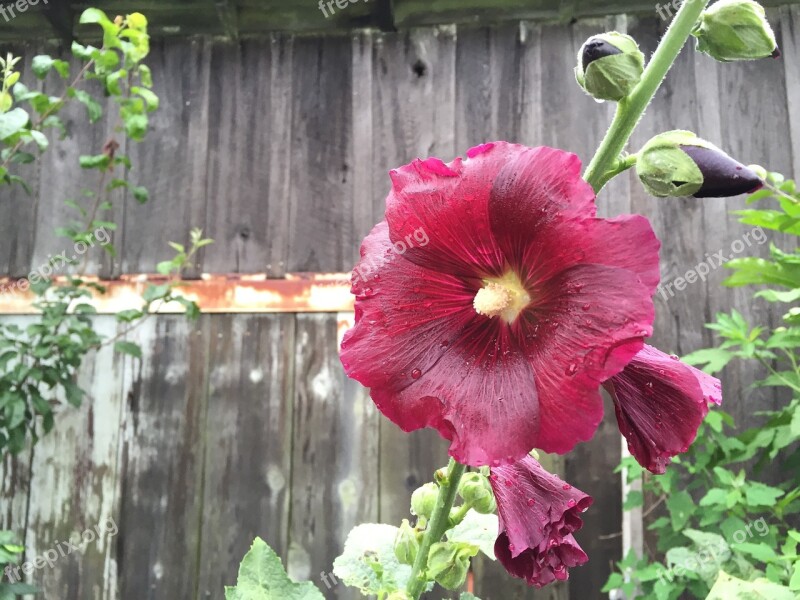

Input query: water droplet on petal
[567,499,577,508]
[581,303,591,311]
[411,368,422,380]
[669,354,679,361]
[565,363,578,376]
[562,484,571,490]
[527,498,536,507]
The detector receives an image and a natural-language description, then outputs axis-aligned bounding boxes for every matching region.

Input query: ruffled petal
[341,221,478,395]
[604,344,723,474]
[490,456,591,587]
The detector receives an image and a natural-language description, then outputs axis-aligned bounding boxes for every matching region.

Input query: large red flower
[604,344,723,474]
[340,142,661,466]
[490,455,592,587]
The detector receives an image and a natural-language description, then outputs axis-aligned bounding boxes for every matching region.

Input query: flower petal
[490,456,592,587]
[384,142,528,278]
[341,221,541,466]
[519,264,656,454]
[604,344,723,474]
[341,221,478,396]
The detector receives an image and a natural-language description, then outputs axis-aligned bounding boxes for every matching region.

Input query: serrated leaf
[332,524,412,596]
[447,510,498,560]
[224,538,324,600]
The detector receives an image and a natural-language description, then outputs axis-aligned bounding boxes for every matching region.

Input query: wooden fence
[1,5,799,599]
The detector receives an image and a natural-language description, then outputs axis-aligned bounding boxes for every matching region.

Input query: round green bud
[636,130,763,198]
[458,472,496,514]
[427,542,479,590]
[394,519,420,566]
[692,0,779,62]
[575,32,645,102]
[410,482,439,520]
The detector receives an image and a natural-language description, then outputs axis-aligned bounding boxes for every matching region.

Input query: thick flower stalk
[490,456,592,587]
[340,142,661,467]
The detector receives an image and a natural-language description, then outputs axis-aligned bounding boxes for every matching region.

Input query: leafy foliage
[225,538,324,600]
[604,172,800,599]
[0,10,211,456]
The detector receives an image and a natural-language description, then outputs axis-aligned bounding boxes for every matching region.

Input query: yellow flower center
[473,272,531,323]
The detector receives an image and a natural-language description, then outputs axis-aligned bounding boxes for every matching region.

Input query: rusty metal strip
[0,273,355,315]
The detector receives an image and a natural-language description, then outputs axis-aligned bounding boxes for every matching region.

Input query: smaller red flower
[490,455,592,588]
[604,344,723,475]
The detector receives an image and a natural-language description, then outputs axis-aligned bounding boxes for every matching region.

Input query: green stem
[406,458,467,599]
[583,0,710,193]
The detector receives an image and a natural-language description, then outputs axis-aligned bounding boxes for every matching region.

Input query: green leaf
[32,55,55,79]
[707,571,794,600]
[744,482,785,507]
[131,186,149,204]
[332,524,412,596]
[114,341,142,359]
[667,490,694,530]
[68,89,102,123]
[447,510,498,560]
[224,538,324,600]
[0,108,29,140]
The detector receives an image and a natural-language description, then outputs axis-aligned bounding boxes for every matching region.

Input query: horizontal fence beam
[0,273,355,315]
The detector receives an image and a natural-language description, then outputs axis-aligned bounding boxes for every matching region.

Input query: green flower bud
[692,0,779,62]
[575,32,645,102]
[458,472,496,514]
[636,130,763,198]
[394,519,420,566]
[410,482,439,520]
[427,542,479,590]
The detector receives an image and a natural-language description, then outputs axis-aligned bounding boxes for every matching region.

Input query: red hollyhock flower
[340,142,661,466]
[490,455,592,587]
[604,344,723,474]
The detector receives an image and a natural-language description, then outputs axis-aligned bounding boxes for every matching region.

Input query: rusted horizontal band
[0,273,355,315]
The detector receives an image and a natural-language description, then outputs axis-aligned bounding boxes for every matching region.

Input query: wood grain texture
[289,314,379,599]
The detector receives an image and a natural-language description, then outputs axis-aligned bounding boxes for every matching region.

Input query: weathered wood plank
[195,314,295,596]
[288,314,379,599]
[119,38,211,276]
[116,315,208,600]
[21,317,122,600]
[204,37,295,276]
[286,37,355,273]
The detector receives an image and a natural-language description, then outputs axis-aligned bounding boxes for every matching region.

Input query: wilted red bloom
[604,344,723,474]
[340,142,661,466]
[490,455,592,587]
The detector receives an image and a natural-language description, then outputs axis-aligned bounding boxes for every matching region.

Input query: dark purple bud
[681,145,763,198]
[581,37,622,72]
